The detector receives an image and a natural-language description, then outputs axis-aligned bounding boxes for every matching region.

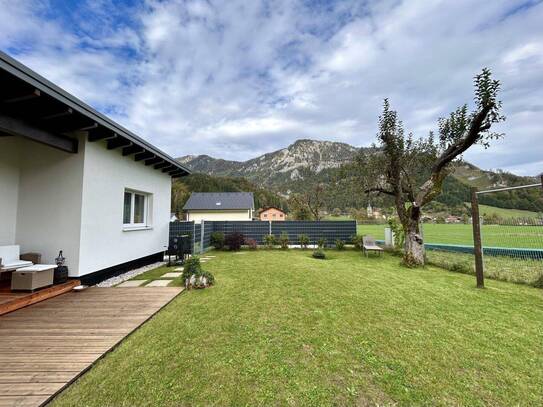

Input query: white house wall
[0,137,21,245]
[77,139,171,277]
[187,210,252,223]
[15,136,85,272]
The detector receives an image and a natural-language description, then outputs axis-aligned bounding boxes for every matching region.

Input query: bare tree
[290,184,325,220]
[356,68,504,266]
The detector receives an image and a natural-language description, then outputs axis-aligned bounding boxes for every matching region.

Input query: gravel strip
[96,261,167,287]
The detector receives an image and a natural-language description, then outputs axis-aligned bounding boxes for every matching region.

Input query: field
[52,250,543,406]
[358,223,543,249]
[477,204,540,219]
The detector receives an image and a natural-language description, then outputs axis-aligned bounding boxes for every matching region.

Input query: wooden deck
[0,287,183,407]
[0,281,81,317]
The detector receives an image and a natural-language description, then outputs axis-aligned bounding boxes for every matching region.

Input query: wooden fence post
[471,187,484,288]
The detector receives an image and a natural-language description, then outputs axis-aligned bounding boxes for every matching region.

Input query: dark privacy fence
[169,220,357,254]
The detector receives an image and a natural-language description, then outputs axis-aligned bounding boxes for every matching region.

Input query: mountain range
[176,139,542,213]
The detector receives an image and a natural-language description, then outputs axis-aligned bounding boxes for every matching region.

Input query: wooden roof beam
[145,157,163,166]
[107,137,131,150]
[2,88,40,104]
[122,144,144,156]
[135,151,154,161]
[0,113,77,153]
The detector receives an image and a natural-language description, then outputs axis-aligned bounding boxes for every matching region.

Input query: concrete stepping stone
[233,252,247,255]
[161,272,182,278]
[146,280,172,287]
[174,267,184,271]
[116,280,147,287]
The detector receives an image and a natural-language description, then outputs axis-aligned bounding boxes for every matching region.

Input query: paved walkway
[116,256,215,288]
[0,287,183,407]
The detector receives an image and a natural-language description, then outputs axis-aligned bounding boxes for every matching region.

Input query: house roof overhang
[0,51,190,178]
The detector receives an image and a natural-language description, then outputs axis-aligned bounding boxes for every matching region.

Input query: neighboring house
[259,207,286,221]
[183,192,254,222]
[0,52,190,284]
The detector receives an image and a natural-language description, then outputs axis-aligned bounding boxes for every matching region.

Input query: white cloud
[1,0,542,175]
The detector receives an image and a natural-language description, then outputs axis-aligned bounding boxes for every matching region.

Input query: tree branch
[432,104,493,174]
[364,187,395,196]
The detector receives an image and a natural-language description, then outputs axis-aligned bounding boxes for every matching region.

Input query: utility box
[384,227,396,247]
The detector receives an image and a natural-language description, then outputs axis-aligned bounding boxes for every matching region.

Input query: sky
[1,0,542,176]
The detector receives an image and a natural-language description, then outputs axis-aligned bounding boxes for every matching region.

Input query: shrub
[534,273,543,289]
[183,256,202,276]
[245,238,258,250]
[225,232,245,251]
[210,232,225,250]
[317,237,326,249]
[351,235,363,250]
[263,234,276,249]
[298,234,310,249]
[279,232,290,249]
[312,249,326,259]
[182,257,215,289]
[335,239,345,250]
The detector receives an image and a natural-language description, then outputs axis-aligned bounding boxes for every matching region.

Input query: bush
[245,238,258,250]
[183,256,202,276]
[225,232,245,251]
[182,257,215,289]
[210,232,225,250]
[312,249,326,259]
[279,232,290,249]
[335,239,345,250]
[317,237,326,249]
[351,235,363,250]
[263,234,276,249]
[298,234,310,249]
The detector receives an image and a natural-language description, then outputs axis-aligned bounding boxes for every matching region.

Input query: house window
[123,190,151,229]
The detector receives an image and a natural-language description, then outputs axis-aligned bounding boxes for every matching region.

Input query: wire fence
[425,179,543,287]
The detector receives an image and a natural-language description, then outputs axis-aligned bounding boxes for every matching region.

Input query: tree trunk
[403,214,425,267]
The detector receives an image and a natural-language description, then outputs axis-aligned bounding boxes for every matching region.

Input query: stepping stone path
[161,272,182,278]
[146,280,172,287]
[233,252,247,255]
[116,280,147,287]
[174,267,184,271]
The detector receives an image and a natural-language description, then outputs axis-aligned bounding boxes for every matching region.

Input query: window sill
[123,226,153,232]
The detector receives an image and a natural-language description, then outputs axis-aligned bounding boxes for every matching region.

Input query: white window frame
[123,189,152,230]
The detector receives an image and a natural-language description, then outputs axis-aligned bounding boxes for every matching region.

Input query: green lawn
[358,223,543,248]
[53,250,542,406]
[477,204,540,219]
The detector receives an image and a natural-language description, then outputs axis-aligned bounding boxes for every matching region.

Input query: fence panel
[271,221,356,245]
[211,221,271,244]
[170,220,357,253]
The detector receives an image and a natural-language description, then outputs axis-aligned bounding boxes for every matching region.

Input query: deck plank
[0,287,183,406]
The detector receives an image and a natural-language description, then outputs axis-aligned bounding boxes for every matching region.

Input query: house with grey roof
[183,192,255,222]
[0,51,190,285]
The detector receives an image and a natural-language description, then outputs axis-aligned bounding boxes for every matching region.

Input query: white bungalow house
[0,51,190,284]
[183,192,254,222]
